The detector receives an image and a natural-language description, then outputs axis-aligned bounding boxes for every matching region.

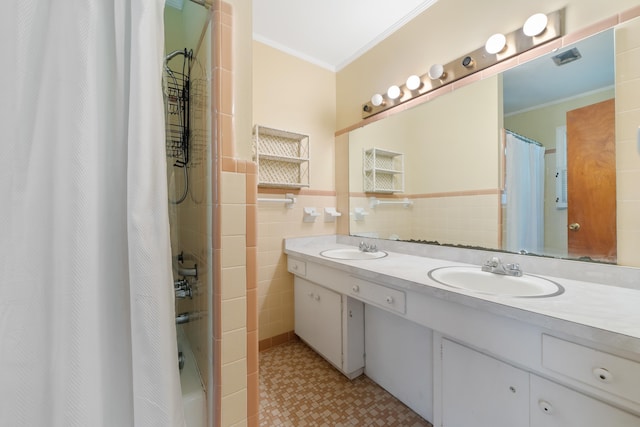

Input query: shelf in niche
[253,125,310,189]
[363,148,404,193]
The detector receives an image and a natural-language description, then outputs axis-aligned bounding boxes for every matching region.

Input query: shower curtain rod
[188,0,212,8]
[506,129,543,147]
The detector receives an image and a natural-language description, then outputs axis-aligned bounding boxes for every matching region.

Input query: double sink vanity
[285,235,640,427]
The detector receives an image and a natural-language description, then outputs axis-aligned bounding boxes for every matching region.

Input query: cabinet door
[531,375,640,427]
[294,277,342,368]
[365,304,433,421]
[441,338,529,427]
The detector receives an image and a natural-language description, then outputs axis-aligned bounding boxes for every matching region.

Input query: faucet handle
[484,256,500,267]
[506,263,522,276]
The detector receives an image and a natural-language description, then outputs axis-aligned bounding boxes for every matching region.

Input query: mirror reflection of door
[566,99,616,262]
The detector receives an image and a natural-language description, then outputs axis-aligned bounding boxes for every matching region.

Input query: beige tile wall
[349,193,500,249]
[257,191,337,347]
[220,170,248,427]
[615,14,640,267]
[211,1,258,426]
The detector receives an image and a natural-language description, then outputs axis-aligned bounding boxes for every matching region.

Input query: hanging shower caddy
[164,49,193,168]
[164,49,194,205]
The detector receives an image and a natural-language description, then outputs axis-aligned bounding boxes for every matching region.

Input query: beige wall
[347,77,502,247]
[505,89,615,148]
[252,41,339,345]
[336,0,640,130]
[349,76,501,194]
[253,41,337,190]
[230,0,254,162]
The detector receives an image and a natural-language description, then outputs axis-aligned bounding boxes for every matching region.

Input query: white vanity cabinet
[290,257,365,379]
[284,241,640,427]
[440,338,529,427]
[294,277,343,369]
[438,337,640,427]
[365,305,433,421]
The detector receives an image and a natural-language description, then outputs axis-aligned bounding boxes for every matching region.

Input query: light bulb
[371,93,384,107]
[523,13,548,37]
[485,33,507,54]
[387,85,401,100]
[428,64,445,80]
[406,75,422,91]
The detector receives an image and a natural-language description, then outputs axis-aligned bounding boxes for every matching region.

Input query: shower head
[165,49,186,62]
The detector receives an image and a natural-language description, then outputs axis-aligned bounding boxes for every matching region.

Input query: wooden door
[566,99,616,262]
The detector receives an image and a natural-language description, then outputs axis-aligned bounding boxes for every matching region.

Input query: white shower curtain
[505,132,545,254]
[0,1,185,426]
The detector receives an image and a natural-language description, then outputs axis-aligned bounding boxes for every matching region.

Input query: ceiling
[252,0,439,71]
[503,29,614,115]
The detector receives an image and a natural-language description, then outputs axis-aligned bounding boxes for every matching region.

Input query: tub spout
[176,312,191,324]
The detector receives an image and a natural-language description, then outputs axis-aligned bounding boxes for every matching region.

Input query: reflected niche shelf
[253,125,310,189]
[363,148,404,193]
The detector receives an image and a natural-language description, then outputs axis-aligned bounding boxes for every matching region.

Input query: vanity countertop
[284,235,640,354]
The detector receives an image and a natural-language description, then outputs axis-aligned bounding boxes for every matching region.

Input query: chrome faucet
[482,256,523,277]
[174,279,193,299]
[359,241,378,253]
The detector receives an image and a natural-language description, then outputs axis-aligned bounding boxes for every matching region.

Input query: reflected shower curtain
[505,132,545,254]
[0,1,185,426]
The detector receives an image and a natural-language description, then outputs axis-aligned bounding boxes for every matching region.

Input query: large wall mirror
[349,27,624,264]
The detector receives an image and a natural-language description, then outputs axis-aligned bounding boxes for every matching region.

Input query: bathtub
[177,326,206,427]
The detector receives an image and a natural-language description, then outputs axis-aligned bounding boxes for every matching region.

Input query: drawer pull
[385,296,394,304]
[538,400,554,414]
[292,264,298,270]
[352,285,360,293]
[314,294,320,301]
[593,367,613,383]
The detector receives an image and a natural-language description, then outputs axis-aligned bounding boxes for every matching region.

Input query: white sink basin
[428,266,564,298]
[320,248,388,260]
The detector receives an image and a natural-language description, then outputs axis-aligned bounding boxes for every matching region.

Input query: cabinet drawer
[350,277,406,314]
[531,375,640,427]
[542,334,640,405]
[287,257,306,276]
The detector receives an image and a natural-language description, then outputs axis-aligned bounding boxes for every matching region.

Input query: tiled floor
[259,339,432,427]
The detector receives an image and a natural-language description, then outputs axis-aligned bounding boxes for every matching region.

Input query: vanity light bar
[361,9,564,119]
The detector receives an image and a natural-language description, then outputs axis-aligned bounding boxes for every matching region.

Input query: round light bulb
[485,33,507,54]
[371,93,384,107]
[523,13,548,37]
[406,75,422,91]
[387,85,401,100]
[428,64,445,80]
